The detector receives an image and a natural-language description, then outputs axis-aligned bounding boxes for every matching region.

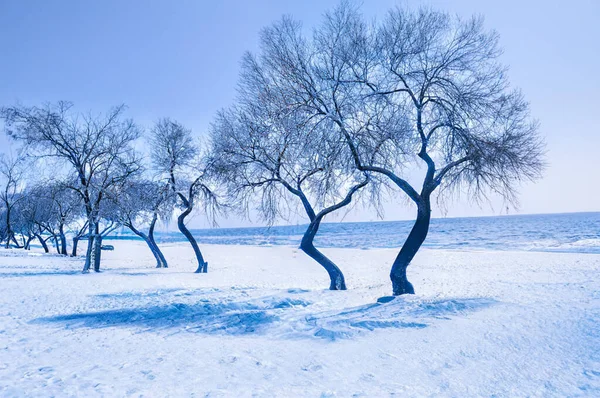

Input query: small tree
[1,102,142,272]
[111,179,172,268]
[68,211,89,257]
[23,182,80,255]
[11,192,37,250]
[0,154,26,249]
[244,3,544,295]
[150,118,218,273]
[16,186,51,251]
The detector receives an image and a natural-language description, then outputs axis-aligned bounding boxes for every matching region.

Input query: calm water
[108,212,600,254]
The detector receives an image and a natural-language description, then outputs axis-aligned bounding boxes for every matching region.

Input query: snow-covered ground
[1,240,599,397]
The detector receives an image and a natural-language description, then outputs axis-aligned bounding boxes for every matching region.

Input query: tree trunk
[148,213,168,268]
[92,233,102,272]
[390,197,431,295]
[71,237,80,257]
[53,234,61,254]
[4,206,11,249]
[82,222,95,273]
[127,224,163,268]
[24,235,33,250]
[178,207,207,273]
[35,233,49,253]
[59,225,67,255]
[299,220,346,290]
[12,235,22,248]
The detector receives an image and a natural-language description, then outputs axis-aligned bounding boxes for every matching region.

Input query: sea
[107,212,600,254]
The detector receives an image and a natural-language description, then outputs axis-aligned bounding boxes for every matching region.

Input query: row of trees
[0,3,544,295]
[0,107,216,274]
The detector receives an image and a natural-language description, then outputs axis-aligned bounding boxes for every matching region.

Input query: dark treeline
[0,2,544,296]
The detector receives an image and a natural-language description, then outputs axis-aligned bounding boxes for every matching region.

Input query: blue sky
[1,0,599,227]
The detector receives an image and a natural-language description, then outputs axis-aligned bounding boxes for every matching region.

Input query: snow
[1,241,599,396]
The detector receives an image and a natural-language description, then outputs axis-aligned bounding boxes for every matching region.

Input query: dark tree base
[194,262,208,273]
[328,275,347,290]
[392,277,415,296]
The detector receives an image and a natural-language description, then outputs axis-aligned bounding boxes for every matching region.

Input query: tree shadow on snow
[33,295,313,336]
[33,294,496,339]
[35,301,278,335]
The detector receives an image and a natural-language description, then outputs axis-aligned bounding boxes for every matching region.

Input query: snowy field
[1,241,599,397]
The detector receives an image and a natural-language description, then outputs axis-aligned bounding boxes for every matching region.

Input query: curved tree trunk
[127,224,163,268]
[390,197,431,295]
[148,213,168,268]
[178,206,207,273]
[299,220,346,290]
[24,235,33,250]
[35,233,49,253]
[12,235,22,248]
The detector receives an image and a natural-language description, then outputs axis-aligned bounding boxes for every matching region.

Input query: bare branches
[149,118,222,226]
[1,102,142,269]
[210,88,368,227]
[239,3,544,209]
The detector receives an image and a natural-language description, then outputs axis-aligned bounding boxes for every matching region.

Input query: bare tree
[49,183,81,255]
[146,182,174,268]
[22,182,81,255]
[16,187,47,251]
[110,179,172,268]
[1,102,142,272]
[11,192,37,250]
[0,154,27,249]
[241,3,544,295]
[69,218,89,257]
[150,118,218,273]
[210,97,368,290]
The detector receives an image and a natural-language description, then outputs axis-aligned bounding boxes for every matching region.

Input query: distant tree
[15,187,47,251]
[211,103,368,290]
[68,217,89,257]
[47,183,81,255]
[1,102,142,272]
[21,183,81,255]
[110,179,173,268]
[0,154,26,248]
[243,3,544,295]
[150,118,219,273]
[11,194,36,250]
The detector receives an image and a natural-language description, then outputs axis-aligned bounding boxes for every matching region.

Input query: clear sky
[1,0,599,227]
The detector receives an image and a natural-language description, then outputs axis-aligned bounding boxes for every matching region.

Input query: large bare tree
[240,3,544,295]
[0,102,142,272]
[150,118,218,273]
